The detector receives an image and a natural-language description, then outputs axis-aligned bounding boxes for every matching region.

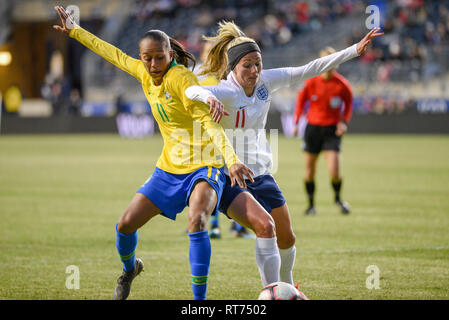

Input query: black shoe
[113,258,144,300]
[336,200,351,214]
[305,206,316,215]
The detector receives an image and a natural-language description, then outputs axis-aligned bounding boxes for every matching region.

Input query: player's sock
[305,180,315,207]
[210,213,219,229]
[255,237,281,287]
[235,222,245,232]
[331,179,342,202]
[188,230,211,300]
[279,245,296,285]
[115,224,138,272]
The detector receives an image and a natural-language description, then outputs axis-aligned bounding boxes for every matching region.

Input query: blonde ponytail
[199,21,257,80]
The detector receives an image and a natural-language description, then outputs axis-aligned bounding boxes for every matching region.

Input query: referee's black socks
[331,179,342,202]
[305,180,315,208]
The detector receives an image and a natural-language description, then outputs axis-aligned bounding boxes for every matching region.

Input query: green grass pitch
[0,133,448,300]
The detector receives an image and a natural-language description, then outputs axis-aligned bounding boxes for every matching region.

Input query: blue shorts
[219,174,286,216]
[137,166,226,220]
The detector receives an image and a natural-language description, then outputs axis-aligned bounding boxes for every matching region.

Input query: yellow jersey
[70,26,239,174]
[199,75,219,86]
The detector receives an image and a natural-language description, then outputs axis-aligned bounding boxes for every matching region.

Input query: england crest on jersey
[256,84,269,101]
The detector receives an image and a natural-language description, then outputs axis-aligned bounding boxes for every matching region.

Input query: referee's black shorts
[303,123,341,154]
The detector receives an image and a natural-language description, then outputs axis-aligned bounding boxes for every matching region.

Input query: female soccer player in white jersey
[196,41,253,239]
[186,21,383,289]
[53,7,254,300]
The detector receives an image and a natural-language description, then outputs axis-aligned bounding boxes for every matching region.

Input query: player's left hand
[356,27,384,55]
[229,163,255,189]
[206,96,229,123]
[335,121,348,137]
[53,6,77,36]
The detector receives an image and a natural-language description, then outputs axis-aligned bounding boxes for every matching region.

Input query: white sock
[279,245,296,285]
[255,237,281,287]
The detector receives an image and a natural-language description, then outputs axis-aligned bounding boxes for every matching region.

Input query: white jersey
[185,44,359,177]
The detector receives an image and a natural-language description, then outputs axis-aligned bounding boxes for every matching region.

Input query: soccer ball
[258,282,309,300]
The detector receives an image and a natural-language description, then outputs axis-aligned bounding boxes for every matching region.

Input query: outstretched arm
[266,28,384,90]
[296,27,384,79]
[53,6,145,81]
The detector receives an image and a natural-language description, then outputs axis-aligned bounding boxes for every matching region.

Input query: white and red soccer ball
[258,282,309,300]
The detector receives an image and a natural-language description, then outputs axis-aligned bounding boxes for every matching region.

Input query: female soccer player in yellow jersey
[53,6,254,300]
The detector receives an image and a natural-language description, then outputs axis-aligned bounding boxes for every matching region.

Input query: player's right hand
[53,6,76,35]
[228,163,255,189]
[206,96,229,123]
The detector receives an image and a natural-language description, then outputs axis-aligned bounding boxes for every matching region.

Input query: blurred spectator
[68,89,82,116]
[83,0,448,86]
[352,0,449,83]
[41,75,70,116]
[354,95,418,115]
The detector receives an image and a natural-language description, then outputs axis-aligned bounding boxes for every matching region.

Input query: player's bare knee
[255,215,276,238]
[117,212,136,234]
[188,210,209,233]
[289,232,296,246]
[305,169,315,181]
[278,232,296,249]
[189,183,217,213]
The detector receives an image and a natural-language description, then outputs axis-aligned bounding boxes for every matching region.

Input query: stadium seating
[4,0,448,118]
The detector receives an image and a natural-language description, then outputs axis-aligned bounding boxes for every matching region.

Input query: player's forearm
[343,105,353,123]
[290,44,359,82]
[69,25,141,79]
[294,99,306,124]
[207,122,240,168]
[192,110,240,168]
[185,86,216,105]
